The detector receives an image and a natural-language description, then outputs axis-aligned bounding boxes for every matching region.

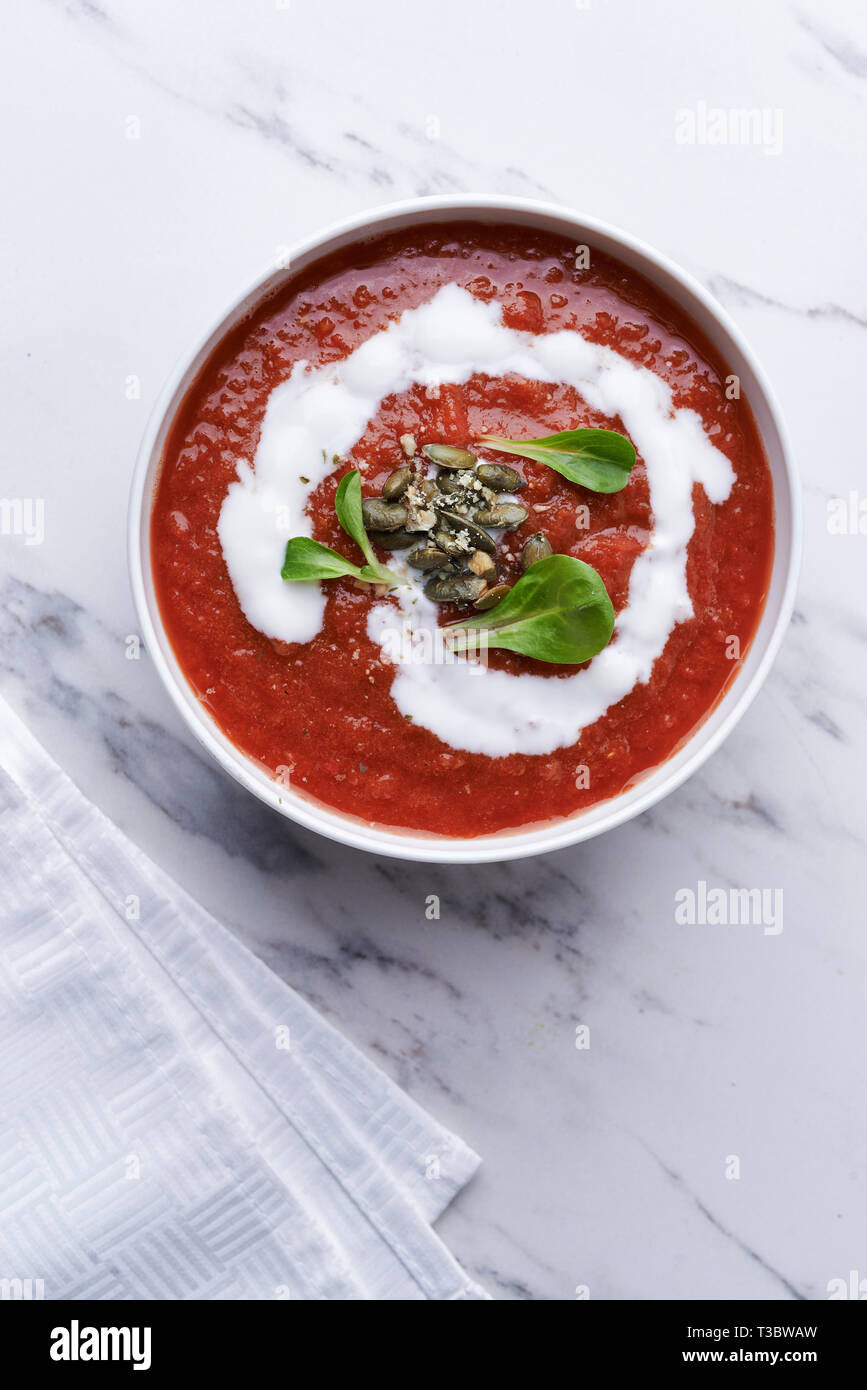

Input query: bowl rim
[128,193,801,864]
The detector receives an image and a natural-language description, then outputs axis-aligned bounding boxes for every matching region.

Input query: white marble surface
[2,0,866,1300]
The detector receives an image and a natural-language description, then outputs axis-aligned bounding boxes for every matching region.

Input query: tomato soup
[151,222,774,837]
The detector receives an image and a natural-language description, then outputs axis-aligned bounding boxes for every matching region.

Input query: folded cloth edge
[0,694,489,1301]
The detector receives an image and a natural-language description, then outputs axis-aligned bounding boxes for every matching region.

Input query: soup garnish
[280,428,632,663]
[475,426,637,493]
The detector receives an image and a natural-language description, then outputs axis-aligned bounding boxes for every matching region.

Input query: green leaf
[280,536,364,582]
[447,553,614,664]
[335,470,376,566]
[358,564,395,584]
[280,536,402,589]
[476,427,636,494]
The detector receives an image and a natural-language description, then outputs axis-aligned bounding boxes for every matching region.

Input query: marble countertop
[3,0,866,1300]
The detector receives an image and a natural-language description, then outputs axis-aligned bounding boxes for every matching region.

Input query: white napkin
[0,696,486,1300]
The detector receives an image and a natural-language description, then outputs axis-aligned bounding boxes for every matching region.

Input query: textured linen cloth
[0,696,486,1300]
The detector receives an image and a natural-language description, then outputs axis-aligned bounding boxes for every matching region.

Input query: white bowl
[129,196,800,864]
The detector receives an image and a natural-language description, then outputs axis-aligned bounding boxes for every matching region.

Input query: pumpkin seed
[473,582,512,610]
[408,545,450,571]
[522,531,553,569]
[435,471,465,495]
[476,463,526,491]
[422,444,477,470]
[424,575,488,604]
[368,527,416,550]
[436,507,497,555]
[473,502,529,529]
[361,497,407,531]
[433,527,470,558]
[382,465,411,500]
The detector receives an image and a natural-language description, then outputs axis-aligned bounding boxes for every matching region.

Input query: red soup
[151,222,774,837]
